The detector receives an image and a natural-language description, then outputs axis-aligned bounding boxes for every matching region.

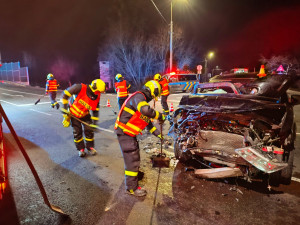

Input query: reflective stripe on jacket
[70,84,100,118]
[46,79,58,92]
[159,78,169,96]
[114,92,150,137]
[115,80,129,97]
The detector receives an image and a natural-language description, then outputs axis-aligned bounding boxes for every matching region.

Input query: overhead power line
[150,0,169,25]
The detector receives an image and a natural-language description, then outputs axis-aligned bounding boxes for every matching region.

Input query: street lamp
[204,51,214,81]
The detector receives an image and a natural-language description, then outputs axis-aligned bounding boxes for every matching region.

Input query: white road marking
[291,177,300,183]
[19,101,52,106]
[0,100,18,106]
[2,93,24,97]
[0,87,43,96]
[98,127,114,133]
[29,109,52,116]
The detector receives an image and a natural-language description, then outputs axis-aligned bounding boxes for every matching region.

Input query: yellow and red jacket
[159,78,169,96]
[114,91,162,137]
[46,79,58,92]
[69,84,100,118]
[115,80,129,98]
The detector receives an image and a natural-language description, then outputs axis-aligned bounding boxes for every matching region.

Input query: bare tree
[260,55,299,73]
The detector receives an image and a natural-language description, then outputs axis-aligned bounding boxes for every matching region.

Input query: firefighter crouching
[115,80,165,197]
[60,79,106,157]
[45,73,60,109]
[154,73,170,115]
[114,73,131,109]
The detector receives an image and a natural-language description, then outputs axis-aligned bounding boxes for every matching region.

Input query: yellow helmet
[153,73,161,81]
[144,80,161,99]
[47,73,54,80]
[115,73,123,81]
[90,79,106,94]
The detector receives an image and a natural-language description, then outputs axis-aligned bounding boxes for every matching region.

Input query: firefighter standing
[154,73,170,115]
[115,80,165,197]
[45,73,60,109]
[114,74,131,109]
[61,79,106,157]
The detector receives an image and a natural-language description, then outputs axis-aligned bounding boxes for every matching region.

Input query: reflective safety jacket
[115,80,130,98]
[69,84,100,118]
[46,79,58,92]
[159,78,169,96]
[114,91,162,137]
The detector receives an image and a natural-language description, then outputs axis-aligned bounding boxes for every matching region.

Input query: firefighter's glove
[158,114,166,124]
[62,114,71,128]
[158,134,164,140]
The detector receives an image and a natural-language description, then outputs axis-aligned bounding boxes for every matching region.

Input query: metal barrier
[0,62,29,85]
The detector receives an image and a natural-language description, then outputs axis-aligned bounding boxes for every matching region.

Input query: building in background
[99,61,113,91]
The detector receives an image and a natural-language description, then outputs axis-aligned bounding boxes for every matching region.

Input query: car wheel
[280,150,294,185]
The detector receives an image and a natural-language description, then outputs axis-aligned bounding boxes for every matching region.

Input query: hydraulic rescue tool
[151,122,170,168]
[0,103,68,215]
[34,94,47,105]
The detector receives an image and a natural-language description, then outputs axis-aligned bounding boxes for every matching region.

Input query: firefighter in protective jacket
[114,74,131,109]
[154,73,170,115]
[45,73,60,109]
[115,80,165,197]
[61,79,106,157]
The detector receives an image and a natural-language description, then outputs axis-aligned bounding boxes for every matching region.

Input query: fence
[0,62,29,85]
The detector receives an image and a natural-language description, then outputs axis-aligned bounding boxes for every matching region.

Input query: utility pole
[169,1,173,73]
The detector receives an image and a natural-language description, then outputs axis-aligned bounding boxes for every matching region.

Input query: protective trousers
[117,96,128,109]
[161,95,169,115]
[117,134,140,190]
[71,115,94,150]
[49,92,59,108]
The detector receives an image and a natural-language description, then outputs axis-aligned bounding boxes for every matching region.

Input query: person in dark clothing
[45,73,60,109]
[61,79,106,157]
[115,80,165,197]
[114,74,131,109]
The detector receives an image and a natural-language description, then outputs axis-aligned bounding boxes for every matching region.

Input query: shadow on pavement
[4,134,111,225]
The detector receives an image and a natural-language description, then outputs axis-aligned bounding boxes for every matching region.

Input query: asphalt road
[0,83,300,225]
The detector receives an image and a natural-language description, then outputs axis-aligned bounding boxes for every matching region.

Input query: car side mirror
[290,95,300,105]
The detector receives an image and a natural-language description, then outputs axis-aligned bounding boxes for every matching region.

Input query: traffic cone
[106,99,111,107]
[257,65,266,78]
[170,103,174,112]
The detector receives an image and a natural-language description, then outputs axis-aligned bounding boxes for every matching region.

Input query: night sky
[1,0,300,84]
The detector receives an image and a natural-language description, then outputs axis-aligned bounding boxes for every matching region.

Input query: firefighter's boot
[55,102,60,109]
[78,149,86,157]
[87,147,97,155]
[126,186,147,197]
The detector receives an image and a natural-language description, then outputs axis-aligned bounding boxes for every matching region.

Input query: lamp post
[169,1,173,73]
[204,51,214,82]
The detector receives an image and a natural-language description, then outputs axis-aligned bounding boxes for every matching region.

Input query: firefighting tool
[61,108,101,131]
[151,122,170,168]
[34,94,47,105]
[0,103,67,215]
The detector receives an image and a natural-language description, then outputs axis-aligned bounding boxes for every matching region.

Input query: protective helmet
[47,73,54,80]
[144,80,161,99]
[115,74,123,81]
[90,79,106,94]
[153,73,162,81]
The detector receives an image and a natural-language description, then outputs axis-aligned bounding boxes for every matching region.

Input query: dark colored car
[169,74,299,185]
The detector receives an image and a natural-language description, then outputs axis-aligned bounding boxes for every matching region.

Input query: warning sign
[276,65,285,72]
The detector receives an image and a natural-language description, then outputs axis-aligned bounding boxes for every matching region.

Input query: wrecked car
[169,74,300,185]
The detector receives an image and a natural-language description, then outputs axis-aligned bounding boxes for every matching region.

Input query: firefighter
[45,73,60,109]
[115,80,165,197]
[154,73,170,115]
[114,73,131,109]
[61,79,106,157]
